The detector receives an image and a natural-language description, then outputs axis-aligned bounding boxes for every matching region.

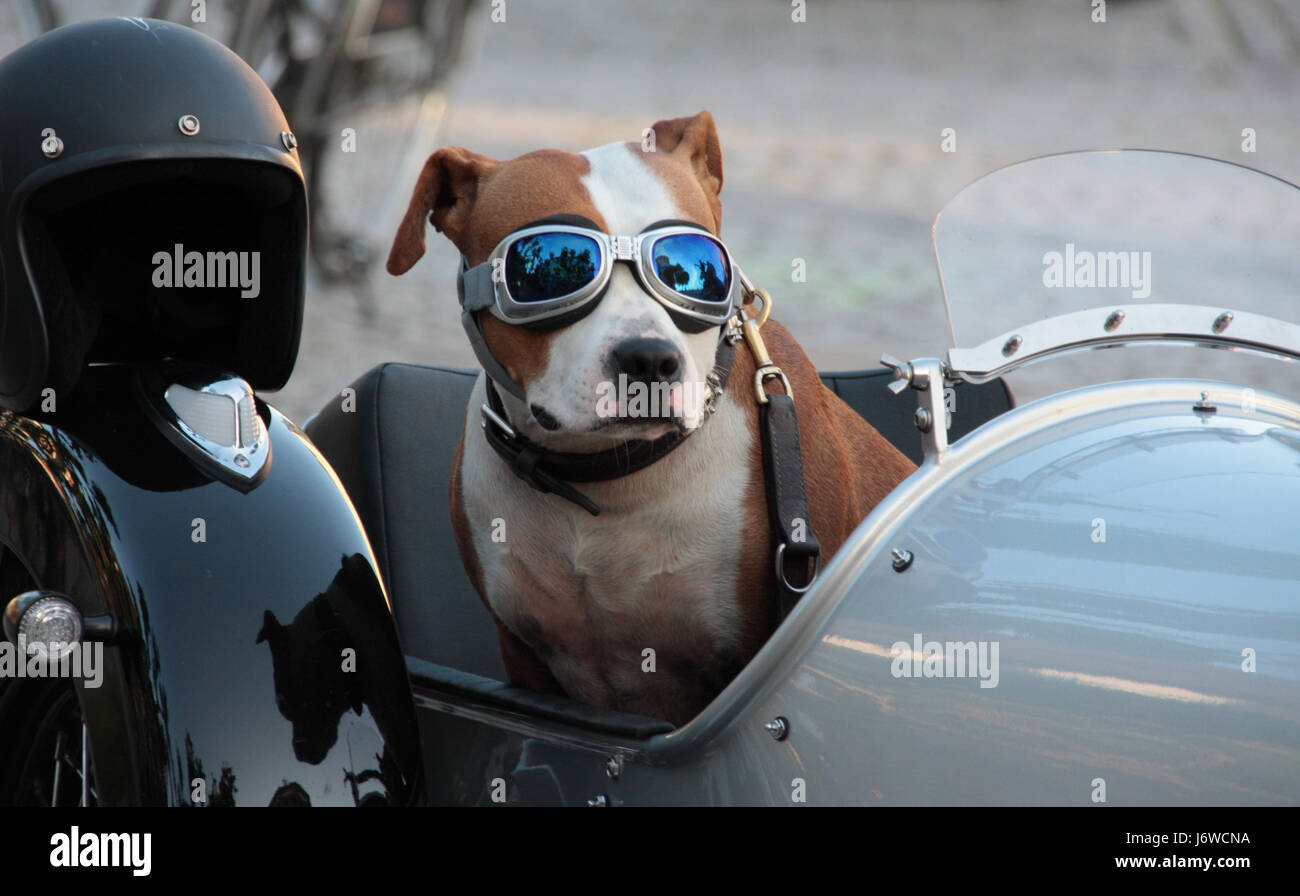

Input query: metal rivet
[891,548,914,572]
[587,794,609,807]
[178,115,201,136]
[41,135,64,159]
[281,131,298,151]
[1212,312,1234,334]
[605,755,622,780]
[233,454,250,468]
[1104,310,1125,332]
[1001,334,1022,357]
[764,717,789,741]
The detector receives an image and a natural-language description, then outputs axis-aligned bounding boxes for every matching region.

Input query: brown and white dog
[386,111,914,726]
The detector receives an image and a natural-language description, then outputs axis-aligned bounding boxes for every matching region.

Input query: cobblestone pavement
[4,0,1299,420]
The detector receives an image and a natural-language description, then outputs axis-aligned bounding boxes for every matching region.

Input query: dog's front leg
[451,435,566,696]
[494,618,565,695]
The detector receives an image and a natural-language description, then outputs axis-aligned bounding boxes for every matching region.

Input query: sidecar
[306,149,1300,805]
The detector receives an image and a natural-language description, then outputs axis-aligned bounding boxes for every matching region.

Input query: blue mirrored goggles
[458,221,749,333]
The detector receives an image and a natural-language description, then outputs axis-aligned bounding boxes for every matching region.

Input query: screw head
[41,134,64,159]
[891,548,914,572]
[281,131,298,151]
[1103,310,1125,332]
[1002,334,1023,357]
[764,717,789,741]
[1212,311,1234,334]
[914,407,933,432]
[178,114,200,136]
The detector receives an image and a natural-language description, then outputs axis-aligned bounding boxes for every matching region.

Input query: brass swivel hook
[739,287,792,404]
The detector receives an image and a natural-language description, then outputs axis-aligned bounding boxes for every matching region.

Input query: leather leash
[741,290,821,619]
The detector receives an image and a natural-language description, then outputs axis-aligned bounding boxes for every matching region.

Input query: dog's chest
[460,383,755,717]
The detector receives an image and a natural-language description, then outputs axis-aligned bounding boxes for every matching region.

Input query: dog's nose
[611,338,683,385]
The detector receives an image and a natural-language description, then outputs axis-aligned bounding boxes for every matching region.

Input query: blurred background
[3,0,1299,421]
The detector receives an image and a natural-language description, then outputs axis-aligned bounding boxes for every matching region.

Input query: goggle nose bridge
[611,235,637,261]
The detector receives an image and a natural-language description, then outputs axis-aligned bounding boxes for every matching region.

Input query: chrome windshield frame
[945,303,1300,384]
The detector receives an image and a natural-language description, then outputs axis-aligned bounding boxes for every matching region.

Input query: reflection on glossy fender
[0,365,419,805]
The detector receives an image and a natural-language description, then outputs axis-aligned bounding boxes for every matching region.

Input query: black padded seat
[305,363,1014,681]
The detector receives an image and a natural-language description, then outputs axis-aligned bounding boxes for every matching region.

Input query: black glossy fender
[0,366,420,805]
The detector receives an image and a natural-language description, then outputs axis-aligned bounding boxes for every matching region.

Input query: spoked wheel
[7,681,97,807]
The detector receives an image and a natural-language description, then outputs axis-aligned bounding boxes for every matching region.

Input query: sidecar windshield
[934,150,1300,391]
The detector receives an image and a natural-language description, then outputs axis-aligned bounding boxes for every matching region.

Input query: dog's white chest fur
[460,375,753,719]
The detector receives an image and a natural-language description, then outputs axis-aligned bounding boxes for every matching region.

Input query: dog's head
[387,111,730,451]
[257,602,361,765]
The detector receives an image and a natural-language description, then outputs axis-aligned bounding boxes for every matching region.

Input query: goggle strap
[459,257,497,313]
[641,217,713,232]
[460,307,527,400]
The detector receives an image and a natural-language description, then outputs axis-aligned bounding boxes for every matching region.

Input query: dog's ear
[649,111,723,217]
[387,146,499,275]
[256,609,284,648]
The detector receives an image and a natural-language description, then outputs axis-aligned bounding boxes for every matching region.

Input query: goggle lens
[505,232,602,302]
[649,233,732,304]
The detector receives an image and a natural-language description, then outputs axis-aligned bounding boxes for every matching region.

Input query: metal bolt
[587,794,609,807]
[605,755,622,780]
[881,353,912,394]
[914,407,933,432]
[1212,312,1234,334]
[178,115,201,136]
[1104,310,1125,332]
[764,717,789,741]
[891,548,914,572]
[41,134,64,159]
[281,131,298,151]
[1002,334,1022,357]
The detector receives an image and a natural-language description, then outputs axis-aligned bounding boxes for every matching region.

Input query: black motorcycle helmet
[0,17,306,412]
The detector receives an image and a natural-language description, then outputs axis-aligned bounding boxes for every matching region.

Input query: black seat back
[820,368,1014,465]
[305,364,1014,678]
[306,364,501,677]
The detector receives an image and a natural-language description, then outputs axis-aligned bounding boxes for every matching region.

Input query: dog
[386,111,915,726]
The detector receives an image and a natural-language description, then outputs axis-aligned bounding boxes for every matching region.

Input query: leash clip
[754,366,792,405]
[740,288,790,404]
